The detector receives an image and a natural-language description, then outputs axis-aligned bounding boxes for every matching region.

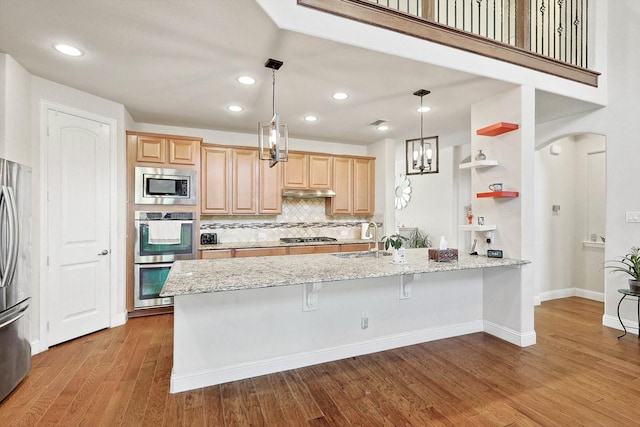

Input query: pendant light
[406,89,439,175]
[258,58,288,168]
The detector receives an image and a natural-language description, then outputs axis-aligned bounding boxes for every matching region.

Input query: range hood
[282,189,337,198]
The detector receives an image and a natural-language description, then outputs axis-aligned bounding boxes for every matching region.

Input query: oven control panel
[201,233,217,245]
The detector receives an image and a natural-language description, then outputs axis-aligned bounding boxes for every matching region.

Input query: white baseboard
[539,288,604,303]
[111,311,127,327]
[603,314,637,335]
[30,339,46,355]
[170,320,484,393]
[484,321,536,347]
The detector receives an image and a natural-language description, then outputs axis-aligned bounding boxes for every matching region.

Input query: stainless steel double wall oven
[132,166,198,310]
[133,211,196,309]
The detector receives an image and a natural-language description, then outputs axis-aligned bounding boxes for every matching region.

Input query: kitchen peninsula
[161,249,532,393]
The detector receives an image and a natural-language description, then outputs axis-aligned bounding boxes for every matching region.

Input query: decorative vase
[475,150,486,161]
[393,247,406,264]
[629,279,640,293]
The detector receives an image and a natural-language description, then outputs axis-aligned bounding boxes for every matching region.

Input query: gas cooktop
[280,237,338,243]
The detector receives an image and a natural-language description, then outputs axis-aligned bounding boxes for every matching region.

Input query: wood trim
[288,245,339,255]
[516,0,531,51]
[297,0,599,87]
[126,130,203,143]
[422,0,435,22]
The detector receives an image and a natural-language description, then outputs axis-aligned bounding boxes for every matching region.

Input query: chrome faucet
[367,221,379,255]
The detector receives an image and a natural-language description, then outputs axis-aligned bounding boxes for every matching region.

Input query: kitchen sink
[331,251,392,258]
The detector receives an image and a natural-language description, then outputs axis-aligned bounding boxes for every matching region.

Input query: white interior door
[47,110,111,346]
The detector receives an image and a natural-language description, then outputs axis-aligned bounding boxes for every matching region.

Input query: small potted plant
[382,233,408,264]
[605,246,640,293]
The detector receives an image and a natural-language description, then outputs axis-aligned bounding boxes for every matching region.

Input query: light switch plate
[626,211,640,223]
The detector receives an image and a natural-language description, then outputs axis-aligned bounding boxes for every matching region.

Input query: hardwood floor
[1,297,639,426]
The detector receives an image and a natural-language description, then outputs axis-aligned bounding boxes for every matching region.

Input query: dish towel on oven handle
[148,220,182,245]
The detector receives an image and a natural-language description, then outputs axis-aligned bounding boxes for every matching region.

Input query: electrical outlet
[341,230,348,236]
[361,312,369,329]
[626,211,640,223]
[258,232,266,238]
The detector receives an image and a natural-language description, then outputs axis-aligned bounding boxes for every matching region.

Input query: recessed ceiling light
[417,106,431,113]
[376,124,390,131]
[228,105,243,112]
[332,92,348,100]
[237,76,256,85]
[304,115,318,122]
[53,43,83,57]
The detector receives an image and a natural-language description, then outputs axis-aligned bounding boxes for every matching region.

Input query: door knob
[98,249,109,256]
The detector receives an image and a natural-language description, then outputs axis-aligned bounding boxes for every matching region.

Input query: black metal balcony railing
[364,0,588,69]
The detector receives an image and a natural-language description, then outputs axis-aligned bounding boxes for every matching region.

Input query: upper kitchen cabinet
[201,144,281,215]
[283,152,332,189]
[131,132,200,166]
[231,148,258,214]
[327,157,353,214]
[201,145,230,214]
[353,158,375,214]
[326,156,375,215]
[259,160,282,214]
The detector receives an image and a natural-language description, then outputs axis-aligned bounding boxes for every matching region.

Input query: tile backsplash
[200,197,379,243]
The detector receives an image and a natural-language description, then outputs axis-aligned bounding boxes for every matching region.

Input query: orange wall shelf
[477,191,519,198]
[476,122,519,136]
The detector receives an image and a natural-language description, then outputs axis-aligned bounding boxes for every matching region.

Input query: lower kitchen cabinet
[289,245,338,255]
[200,243,373,259]
[341,243,373,252]
[234,247,288,258]
[200,249,233,259]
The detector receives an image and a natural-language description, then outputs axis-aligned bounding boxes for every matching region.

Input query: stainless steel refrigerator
[0,158,31,402]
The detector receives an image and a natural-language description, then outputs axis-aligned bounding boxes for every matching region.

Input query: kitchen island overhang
[161,249,533,394]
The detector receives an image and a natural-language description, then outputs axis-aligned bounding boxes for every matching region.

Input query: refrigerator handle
[0,185,18,288]
[0,304,28,330]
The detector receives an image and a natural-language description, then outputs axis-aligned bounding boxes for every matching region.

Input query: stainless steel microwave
[134,167,197,205]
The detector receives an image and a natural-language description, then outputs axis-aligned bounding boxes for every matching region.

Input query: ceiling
[0,0,596,147]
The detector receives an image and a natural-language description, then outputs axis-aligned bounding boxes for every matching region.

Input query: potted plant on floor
[605,246,640,293]
[382,233,408,264]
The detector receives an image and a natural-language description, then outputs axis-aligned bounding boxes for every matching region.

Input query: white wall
[132,122,369,157]
[259,0,608,107]
[394,144,457,246]
[533,1,640,329]
[534,137,577,300]
[574,135,606,297]
[28,76,129,351]
[0,54,31,165]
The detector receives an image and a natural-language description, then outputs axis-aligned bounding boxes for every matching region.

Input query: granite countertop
[199,239,372,250]
[161,248,529,297]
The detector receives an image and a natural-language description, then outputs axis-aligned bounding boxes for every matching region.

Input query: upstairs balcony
[298,0,599,86]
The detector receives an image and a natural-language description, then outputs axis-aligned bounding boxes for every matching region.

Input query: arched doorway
[534,133,606,303]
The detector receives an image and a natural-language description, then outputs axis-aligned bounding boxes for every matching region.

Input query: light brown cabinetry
[353,158,375,214]
[259,161,282,214]
[201,145,282,215]
[326,156,375,215]
[200,249,233,259]
[289,245,337,255]
[201,146,230,214]
[232,149,258,214]
[328,157,353,214]
[283,152,332,189]
[135,134,198,165]
[340,243,371,252]
[199,243,372,259]
[235,247,288,258]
